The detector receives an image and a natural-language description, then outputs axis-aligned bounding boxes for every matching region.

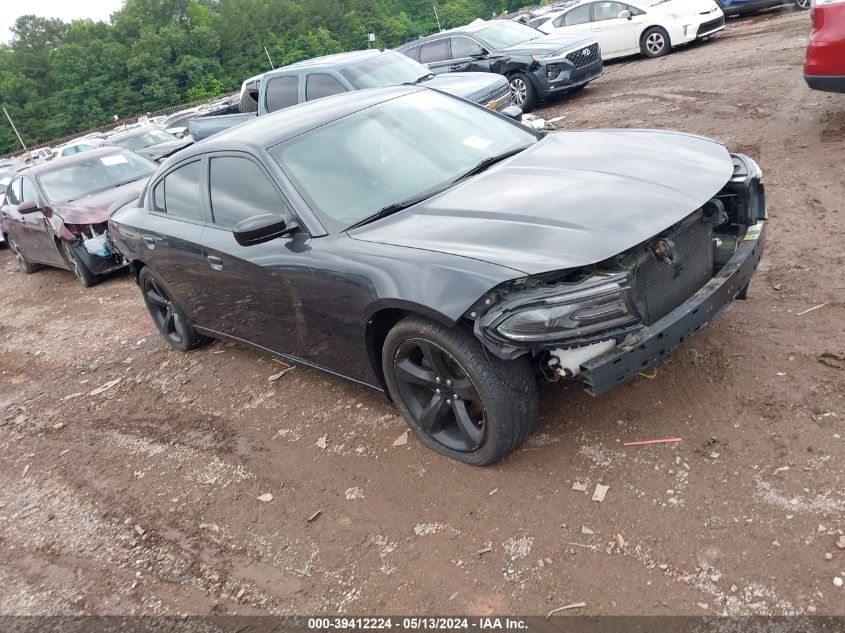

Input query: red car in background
[804,0,845,93]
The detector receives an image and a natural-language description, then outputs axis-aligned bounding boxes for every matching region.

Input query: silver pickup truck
[189,49,513,141]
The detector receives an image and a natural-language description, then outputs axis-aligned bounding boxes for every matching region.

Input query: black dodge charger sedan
[396,19,603,111]
[110,86,766,466]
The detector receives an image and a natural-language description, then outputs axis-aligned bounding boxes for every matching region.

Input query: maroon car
[1,147,155,286]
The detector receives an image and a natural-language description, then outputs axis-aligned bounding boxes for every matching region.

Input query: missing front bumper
[580,222,765,396]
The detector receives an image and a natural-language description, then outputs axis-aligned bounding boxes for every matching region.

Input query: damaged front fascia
[467,272,644,361]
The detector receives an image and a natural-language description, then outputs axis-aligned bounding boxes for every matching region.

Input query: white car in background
[533,0,725,60]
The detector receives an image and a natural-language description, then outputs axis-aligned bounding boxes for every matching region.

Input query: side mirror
[471,48,489,58]
[618,9,632,19]
[501,105,524,121]
[17,200,40,214]
[233,213,291,246]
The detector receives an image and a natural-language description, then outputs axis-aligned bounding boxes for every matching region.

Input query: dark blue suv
[716,0,809,16]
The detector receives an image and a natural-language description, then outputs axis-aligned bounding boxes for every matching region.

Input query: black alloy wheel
[393,338,486,453]
[383,316,538,466]
[143,274,186,345]
[138,267,207,352]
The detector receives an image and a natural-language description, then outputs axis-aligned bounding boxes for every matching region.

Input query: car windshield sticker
[101,155,129,166]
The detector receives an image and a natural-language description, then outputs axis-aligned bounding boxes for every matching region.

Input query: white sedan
[532,0,725,60]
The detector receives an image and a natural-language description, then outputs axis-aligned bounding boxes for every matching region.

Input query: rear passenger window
[264,75,299,112]
[419,39,451,63]
[305,73,347,101]
[561,4,592,25]
[209,156,289,228]
[162,161,203,222]
[404,45,422,62]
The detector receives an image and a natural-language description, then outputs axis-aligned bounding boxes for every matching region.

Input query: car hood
[53,179,148,224]
[423,72,508,100]
[349,129,734,276]
[499,32,595,56]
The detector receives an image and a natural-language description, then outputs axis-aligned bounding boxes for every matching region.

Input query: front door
[197,153,313,356]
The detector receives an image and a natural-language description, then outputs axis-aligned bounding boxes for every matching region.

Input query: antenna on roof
[433,4,442,32]
[264,46,275,70]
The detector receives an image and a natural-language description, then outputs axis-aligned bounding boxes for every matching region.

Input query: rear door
[552,4,594,40]
[418,38,453,74]
[140,158,211,323]
[590,1,638,55]
[198,152,313,355]
[450,36,492,73]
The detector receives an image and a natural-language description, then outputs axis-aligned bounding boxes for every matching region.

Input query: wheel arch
[363,301,458,392]
[128,259,146,284]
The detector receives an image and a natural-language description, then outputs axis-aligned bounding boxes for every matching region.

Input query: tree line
[0,0,534,155]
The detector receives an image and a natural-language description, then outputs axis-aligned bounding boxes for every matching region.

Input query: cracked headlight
[484,274,641,343]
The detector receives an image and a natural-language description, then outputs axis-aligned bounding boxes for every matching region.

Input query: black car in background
[396,20,602,110]
[110,87,765,466]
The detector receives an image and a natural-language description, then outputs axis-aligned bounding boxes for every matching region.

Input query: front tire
[508,72,538,112]
[139,267,207,352]
[60,241,99,287]
[641,26,671,58]
[8,236,40,275]
[794,0,810,9]
[383,316,538,466]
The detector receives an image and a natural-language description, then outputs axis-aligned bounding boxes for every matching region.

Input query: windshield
[270,90,537,231]
[475,21,543,49]
[111,129,177,151]
[38,150,156,203]
[341,52,432,89]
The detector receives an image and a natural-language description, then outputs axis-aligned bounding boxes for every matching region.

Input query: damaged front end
[60,221,127,275]
[469,154,767,396]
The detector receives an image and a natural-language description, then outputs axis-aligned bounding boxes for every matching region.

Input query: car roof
[282,49,386,71]
[21,147,129,178]
[171,85,425,159]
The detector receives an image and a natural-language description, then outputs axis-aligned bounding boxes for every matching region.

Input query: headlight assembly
[480,273,641,344]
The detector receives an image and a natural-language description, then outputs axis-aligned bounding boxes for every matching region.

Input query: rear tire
[139,267,207,352]
[8,236,40,275]
[508,72,538,112]
[383,316,538,466]
[60,240,99,287]
[794,0,810,9]
[641,26,671,58]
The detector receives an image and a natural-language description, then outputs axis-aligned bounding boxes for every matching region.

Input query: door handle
[207,255,223,271]
[449,64,463,71]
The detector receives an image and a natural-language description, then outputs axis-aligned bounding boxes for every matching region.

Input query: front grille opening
[631,212,714,325]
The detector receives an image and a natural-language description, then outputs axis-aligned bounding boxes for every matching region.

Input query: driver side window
[21,178,41,207]
[209,156,292,229]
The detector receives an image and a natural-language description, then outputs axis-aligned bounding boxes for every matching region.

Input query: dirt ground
[1,8,844,617]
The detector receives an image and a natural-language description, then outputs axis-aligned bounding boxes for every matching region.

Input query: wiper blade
[346,191,438,230]
[452,146,529,184]
[401,73,436,86]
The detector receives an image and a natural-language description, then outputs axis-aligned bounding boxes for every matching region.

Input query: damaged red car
[0,147,156,286]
